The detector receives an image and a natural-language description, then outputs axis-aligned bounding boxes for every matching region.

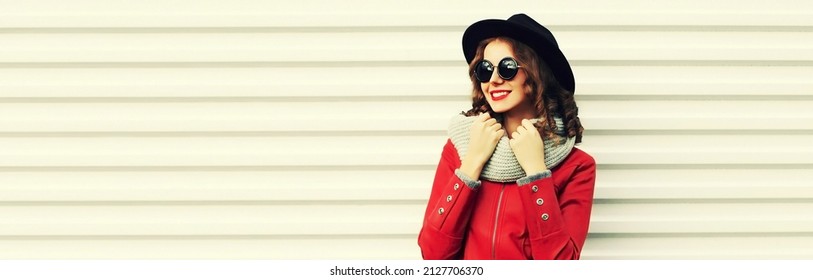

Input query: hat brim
[462,19,575,93]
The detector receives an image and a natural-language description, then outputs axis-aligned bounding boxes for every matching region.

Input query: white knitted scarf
[448,114,576,183]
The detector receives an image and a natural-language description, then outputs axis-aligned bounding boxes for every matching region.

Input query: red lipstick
[490,90,511,101]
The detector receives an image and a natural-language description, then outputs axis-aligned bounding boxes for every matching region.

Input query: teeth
[492,91,509,98]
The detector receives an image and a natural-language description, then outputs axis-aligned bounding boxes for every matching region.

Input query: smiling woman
[417,13,596,260]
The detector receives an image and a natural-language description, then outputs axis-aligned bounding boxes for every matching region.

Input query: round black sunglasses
[473,57,523,83]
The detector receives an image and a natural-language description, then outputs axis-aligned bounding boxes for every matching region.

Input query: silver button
[536,198,544,206]
[532,185,538,192]
[446,195,453,202]
[453,183,460,190]
[541,213,549,221]
[438,208,445,215]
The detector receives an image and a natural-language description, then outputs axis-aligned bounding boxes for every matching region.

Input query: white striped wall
[0,0,812,259]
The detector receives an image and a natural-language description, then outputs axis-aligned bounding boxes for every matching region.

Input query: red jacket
[418,139,596,260]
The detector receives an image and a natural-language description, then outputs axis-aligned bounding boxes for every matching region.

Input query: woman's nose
[489,70,504,84]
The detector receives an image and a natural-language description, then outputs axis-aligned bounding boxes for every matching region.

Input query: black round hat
[462,13,575,93]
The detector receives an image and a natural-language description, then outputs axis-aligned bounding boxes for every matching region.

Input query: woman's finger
[478,112,491,121]
[490,122,502,131]
[521,119,538,134]
[515,124,527,135]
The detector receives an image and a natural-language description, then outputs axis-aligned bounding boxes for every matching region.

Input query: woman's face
[480,40,532,115]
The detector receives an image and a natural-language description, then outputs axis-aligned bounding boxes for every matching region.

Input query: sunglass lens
[474,60,494,83]
[499,58,519,80]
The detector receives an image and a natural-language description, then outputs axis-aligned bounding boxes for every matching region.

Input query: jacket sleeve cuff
[517,170,552,186]
[454,169,481,189]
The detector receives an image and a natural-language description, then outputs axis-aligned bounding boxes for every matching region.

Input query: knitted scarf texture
[448,114,575,183]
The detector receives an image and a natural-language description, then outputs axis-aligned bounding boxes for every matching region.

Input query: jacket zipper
[491,183,506,259]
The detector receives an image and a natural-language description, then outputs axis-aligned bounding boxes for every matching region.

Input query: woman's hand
[459,112,504,179]
[509,119,548,174]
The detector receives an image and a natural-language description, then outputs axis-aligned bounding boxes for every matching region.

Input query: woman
[417,13,596,260]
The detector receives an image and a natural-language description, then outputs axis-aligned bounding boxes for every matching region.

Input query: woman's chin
[487,105,509,113]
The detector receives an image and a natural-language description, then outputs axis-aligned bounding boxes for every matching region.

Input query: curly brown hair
[462,37,584,144]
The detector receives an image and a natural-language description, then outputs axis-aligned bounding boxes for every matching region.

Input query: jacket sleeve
[518,151,596,260]
[417,139,480,259]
